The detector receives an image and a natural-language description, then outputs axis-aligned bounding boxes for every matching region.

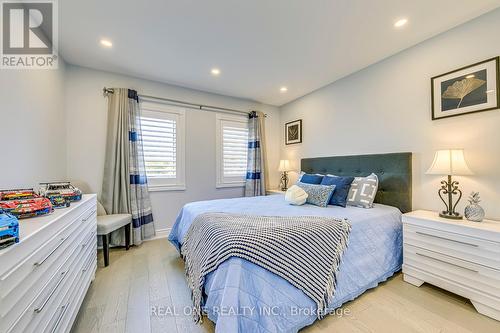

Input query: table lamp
[426,149,473,219]
[278,160,292,191]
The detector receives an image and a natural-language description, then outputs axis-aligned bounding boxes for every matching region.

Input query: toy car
[47,195,71,209]
[0,189,53,219]
[39,182,82,202]
[0,190,33,201]
[0,209,19,249]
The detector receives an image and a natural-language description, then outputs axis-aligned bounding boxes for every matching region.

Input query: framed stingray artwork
[431,57,499,120]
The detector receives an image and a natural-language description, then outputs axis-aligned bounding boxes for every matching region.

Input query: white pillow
[285,185,308,206]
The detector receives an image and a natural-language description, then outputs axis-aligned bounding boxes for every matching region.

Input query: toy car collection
[0,209,19,249]
[47,195,71,209]
[39,182,82,202]
[0,189,53,219]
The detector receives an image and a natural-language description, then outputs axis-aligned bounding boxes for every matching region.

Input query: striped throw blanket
[181,213,352,322]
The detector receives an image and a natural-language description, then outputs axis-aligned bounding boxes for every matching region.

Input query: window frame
[215,113,249,188]
[140,98,186,192]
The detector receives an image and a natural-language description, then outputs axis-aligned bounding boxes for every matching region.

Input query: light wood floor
[71,239,500,333]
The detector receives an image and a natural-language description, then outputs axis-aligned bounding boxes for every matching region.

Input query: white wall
[64,65,281,232]
[280,9,500,219]
[0,61,67,188]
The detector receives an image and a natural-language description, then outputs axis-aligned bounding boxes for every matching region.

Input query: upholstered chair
[70,180,133,267]
[96,201,132,267]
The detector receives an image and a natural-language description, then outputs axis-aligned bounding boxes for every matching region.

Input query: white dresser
[0,194,97,333]
[402,210,500,321]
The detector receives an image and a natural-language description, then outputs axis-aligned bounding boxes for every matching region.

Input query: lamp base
[280,171,289,192]
[439,212,463,220]
[437,175,464,221]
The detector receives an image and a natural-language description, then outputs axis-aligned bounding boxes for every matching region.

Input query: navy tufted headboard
[301,152,412,213]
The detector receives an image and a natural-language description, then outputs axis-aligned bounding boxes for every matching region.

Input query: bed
[169,152,412,333]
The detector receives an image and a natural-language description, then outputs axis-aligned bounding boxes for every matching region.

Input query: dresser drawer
[1,219,95,333]
[38,239,96,333]
[4,226,91,333]
[0,220,95,323]
[404,244,500,297]
[22,253,89,333]
[42,251,96,333]
[404,224,500,270]
[0,198,97,276]
[0,206,96,320]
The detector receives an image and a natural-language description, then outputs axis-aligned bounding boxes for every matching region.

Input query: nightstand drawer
[404,224,500,270]
[404,244,500,297]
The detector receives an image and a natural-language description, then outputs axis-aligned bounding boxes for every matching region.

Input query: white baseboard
[148,227,171,240]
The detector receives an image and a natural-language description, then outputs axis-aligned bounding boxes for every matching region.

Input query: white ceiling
[59,0,500,106]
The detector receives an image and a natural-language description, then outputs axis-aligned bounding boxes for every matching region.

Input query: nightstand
[266,189,285,195]
[402,210,500,321]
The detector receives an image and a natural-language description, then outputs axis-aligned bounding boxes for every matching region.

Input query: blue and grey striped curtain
[102,88,155,245]
[245,111,267,196]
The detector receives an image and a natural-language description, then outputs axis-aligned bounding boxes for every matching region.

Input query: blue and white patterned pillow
[296,182,336,207]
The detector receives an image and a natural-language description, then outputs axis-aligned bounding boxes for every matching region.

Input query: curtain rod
[102,87,266,117]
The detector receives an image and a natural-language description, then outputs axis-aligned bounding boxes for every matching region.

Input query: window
[140,99,185,191]
[216,114,249,188]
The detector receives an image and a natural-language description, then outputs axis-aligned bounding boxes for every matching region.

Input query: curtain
[245,111,267,196]
[101,88,155,245]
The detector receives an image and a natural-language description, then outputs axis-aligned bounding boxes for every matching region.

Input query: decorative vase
[464,192,485,222]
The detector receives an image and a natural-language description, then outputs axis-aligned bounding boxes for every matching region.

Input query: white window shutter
[140,100,186,191]
[223,125,248,177]
[216,114,249,188]
[141,115,177,178]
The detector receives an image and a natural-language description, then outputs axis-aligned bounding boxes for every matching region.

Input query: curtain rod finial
[103,87,114,96]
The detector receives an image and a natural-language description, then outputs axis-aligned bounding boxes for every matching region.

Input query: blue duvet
[169,195,403,333]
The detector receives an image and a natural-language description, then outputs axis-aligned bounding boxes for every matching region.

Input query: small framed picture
[431,57,499,120]
[285,119,302,145]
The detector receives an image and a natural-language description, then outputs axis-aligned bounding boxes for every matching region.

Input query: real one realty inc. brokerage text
[150,305,352,318]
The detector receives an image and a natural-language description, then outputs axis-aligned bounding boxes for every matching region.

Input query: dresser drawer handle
[50,303,69,333]
[82,231,96,249]
[34,237,66,268]
[34,271,66,313]
[82,257,94,273]
[415,231,478,247]
[82,210,96,222]
[415,252,479,273]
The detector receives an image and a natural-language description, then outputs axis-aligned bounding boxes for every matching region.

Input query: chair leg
[102,234,109,267]
[125,223,131,251]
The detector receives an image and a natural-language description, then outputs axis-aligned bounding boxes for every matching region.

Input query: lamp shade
[278,159,292,172]
[426,149,473,176]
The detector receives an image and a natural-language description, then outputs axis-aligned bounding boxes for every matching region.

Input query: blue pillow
[296,182,336,207]
[321,175,355,207]
[300,173,323,184]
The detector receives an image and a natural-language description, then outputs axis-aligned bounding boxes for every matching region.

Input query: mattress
[169,194,403,333]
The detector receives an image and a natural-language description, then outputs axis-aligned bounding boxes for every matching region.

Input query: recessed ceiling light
[211,68,220,76]
[100,39,113,48]
[465,74,475,79]
[394,18,408,28]
[280,87,288,93]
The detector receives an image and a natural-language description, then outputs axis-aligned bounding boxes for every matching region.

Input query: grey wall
[64,65,281,233]
[0,61,67,188]
[280,9,500,219]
